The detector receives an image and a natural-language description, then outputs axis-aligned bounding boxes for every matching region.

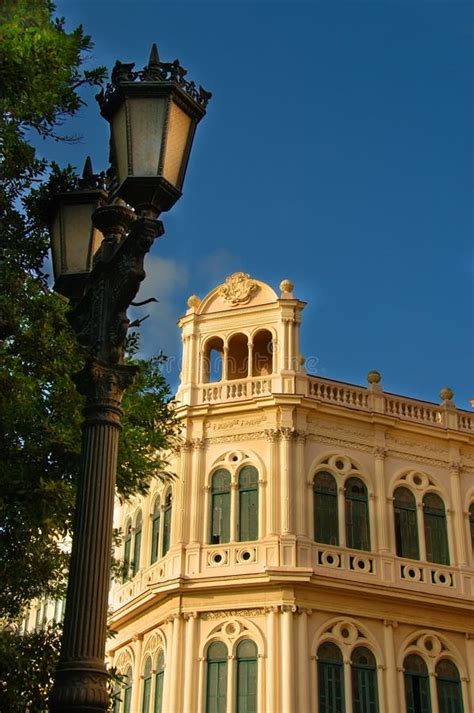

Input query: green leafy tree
[0,7,179,709]
[0,623,62,712]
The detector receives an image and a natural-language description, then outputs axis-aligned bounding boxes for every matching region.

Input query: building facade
[107,272,474,713]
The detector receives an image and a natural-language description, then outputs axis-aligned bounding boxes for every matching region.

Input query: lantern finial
[82,156,94,179]
[148,43,160,67]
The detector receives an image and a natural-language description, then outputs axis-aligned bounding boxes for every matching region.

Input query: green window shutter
[154,671,164,713]
[351,647,379,713]
[124,684,132,713]
[317,643,345,713]
[206,661,227,713]
[423,494,449,565]
[211,492,230,544]
[313,472,339,546]
[436,660,464,713]
[123,668,133,713]
[210,470,231,544]
[238,467,259,542]
[236,640,258,713]
[142,658,152,713]
[123,520,132,582]
[206,642,228,713]
[151,504,161,564]
[162,491,172,556]
[154,652,164,713]
[345,479,370,551]
[132,511,142,577]
[404,655,432,713]
[394,488,420,560]
[142,678,151,713]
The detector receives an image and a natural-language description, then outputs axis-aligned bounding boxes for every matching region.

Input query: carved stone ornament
[201,608,265,620]
[50,668,109,710]
[219,272,259,305]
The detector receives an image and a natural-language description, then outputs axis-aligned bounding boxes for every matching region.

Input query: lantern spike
[82,156,94,179]
[148,43,160,67]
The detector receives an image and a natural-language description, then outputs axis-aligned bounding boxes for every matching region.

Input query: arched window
[345,478,370,551]
[236,640,258,713]
[227,333,248,380]
[206,641,228,713]
[203,337,224,383]
[210,469,231,544]
[469,504,474,556]
[423,493,449,565]
[436,659,463,713]
[123,666,133,713]
[404,654,431,713]
[313,472,339,546]
[238,466,259,542]
[351,647,379,713]
[132,510,142,577]
[155,651,164,713]
[252,330,273,376]
[162,490,172,556]
[112,680,121,713]
[151,498,161,564]
[317,642,345,713]
[394,488,419,560]
[122,519,132,582]
[141,657,152,713]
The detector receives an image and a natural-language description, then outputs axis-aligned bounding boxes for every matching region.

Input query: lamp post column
[50,208,163,713]
[50,362,135,713]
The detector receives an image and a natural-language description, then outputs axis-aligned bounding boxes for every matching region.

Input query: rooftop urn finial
[367,370,382,385]
[280,279,294,297]
[187,294,201,309]
[440,386,454,403]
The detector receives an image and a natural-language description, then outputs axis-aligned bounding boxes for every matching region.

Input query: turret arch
[397,630,467,679]
[312,617,384,667]
[202,616,266,659]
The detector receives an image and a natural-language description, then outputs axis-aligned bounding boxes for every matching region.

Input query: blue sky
[48,1,473,406]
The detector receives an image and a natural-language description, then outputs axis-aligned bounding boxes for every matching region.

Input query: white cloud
[129,255,189,367]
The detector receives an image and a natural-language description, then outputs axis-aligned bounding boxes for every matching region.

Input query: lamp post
[48,45,210,713]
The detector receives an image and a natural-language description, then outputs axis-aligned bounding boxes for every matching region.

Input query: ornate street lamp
[48,158,108,301]
[48,45,210,713]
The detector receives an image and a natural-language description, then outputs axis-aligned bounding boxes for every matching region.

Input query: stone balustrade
[197,372,474,432]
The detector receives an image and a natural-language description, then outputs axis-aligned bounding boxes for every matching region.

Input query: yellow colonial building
[107,272,474,713]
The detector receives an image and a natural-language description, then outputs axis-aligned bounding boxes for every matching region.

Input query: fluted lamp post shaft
[48,44,210,713]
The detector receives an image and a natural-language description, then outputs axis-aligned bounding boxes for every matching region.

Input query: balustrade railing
[384,395,442,425]
[308,378,369,409]
[308,376,472,431]
[198,373,472,433]
[201,376,272,404]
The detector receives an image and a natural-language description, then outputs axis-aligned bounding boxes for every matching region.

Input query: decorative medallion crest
[219,272,259,305]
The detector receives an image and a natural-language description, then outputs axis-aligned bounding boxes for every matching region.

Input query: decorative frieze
[200,608,266,620]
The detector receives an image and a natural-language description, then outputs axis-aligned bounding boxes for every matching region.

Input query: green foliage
[0,623,62,713]
[0,0,107,275]
[0,0,179,634]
